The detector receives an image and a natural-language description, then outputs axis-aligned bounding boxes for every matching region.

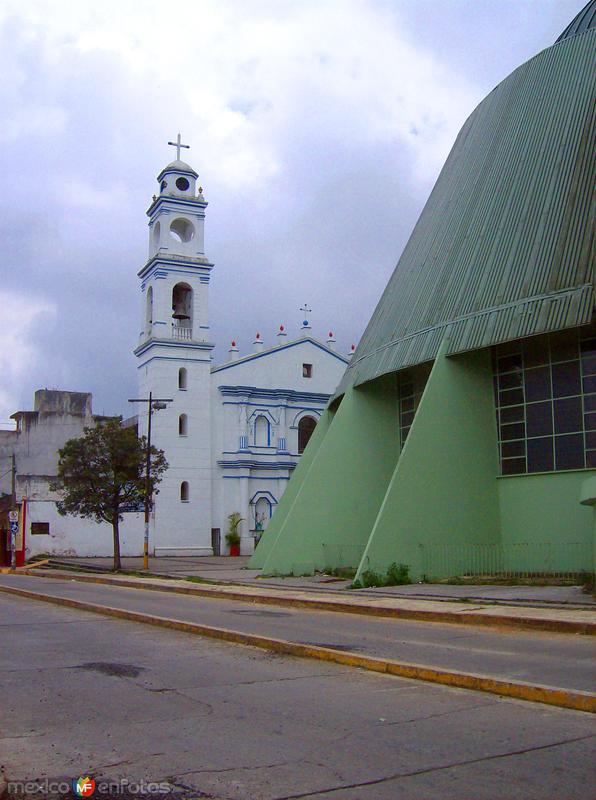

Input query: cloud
[0,0,583,417]
[0,291,57,424]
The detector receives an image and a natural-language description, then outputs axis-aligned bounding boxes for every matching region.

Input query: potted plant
[225,511,243,556]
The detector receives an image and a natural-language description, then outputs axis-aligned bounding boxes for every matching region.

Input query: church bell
[172,300,190,320]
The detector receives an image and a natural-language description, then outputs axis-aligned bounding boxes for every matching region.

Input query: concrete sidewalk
[9,566,596,637]
[46,555,595,608]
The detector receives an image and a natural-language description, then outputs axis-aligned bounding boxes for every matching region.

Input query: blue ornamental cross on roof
[300,303,312,326]
[168,132,190,161]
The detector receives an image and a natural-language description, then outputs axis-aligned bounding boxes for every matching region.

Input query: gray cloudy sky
[0,0,584,423]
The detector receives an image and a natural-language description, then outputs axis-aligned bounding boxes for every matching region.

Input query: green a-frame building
[251,2,596,582]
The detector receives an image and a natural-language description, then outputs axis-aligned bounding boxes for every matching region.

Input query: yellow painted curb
[18,568,596,636]
[1,583,594,714]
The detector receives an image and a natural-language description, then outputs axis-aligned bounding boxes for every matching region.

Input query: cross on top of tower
[168,132,190,161]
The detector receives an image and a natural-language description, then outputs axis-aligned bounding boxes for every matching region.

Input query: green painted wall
[259,376,400,576]
[498,471,594,572]
[249,406,335,569]
[356,345,501,582]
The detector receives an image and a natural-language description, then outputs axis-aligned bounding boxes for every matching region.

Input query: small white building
[0,146,350,560]
[0,390,142,560]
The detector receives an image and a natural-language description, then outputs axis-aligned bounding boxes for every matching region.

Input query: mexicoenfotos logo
[72,776,96,797]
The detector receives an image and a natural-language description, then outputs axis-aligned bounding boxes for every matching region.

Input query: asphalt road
[1,592,595,800]
[0,574,594,693]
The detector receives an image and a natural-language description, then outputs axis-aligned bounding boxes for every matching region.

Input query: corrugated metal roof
[556,0,596,42]
[335,28,595,400]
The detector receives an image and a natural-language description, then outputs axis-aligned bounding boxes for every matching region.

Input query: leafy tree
[51,418,168,570]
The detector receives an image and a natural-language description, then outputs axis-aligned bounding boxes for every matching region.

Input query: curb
[18,568,596,636]
[1,583,594,714]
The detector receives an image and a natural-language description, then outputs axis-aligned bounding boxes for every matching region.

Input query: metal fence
[321,543,366,570]
[419,542,592,580]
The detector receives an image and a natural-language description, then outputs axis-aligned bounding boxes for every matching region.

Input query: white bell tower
[133,135,214,556]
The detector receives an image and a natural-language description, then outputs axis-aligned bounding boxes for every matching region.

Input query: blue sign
[10,521,19,534]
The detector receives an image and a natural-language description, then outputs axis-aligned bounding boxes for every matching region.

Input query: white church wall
[138,349,213,556]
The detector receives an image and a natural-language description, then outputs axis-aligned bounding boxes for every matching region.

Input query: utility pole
[128,392,172,570]
[10,454,16,570]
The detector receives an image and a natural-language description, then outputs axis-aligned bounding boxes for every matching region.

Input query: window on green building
[493,324,596,475]
[398,365,431,449]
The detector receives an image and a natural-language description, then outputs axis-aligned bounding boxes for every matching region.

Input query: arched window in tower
[145,287,153,336]
[170,217,195,243]
[180,481,189,502]
[254,415,270,447]
[152,221,160,248]
[179,413,188,436]
[172,283,192,337]
[178,367,188,390]
[298,416,317,454]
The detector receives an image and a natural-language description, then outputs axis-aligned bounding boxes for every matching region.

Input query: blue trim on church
[217,385,331,403]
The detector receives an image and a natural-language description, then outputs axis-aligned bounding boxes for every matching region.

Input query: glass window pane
[549,330,578,363]
[580,336,596,355]
[401,397,415,412]
[501,457,526,475]
[555,434,584,470]
[526,402,553,437]
[584,394,596,413]
[527,437,554,473]
[581,354,596,376]
[586,450,596,469]
[499,371,523,390]
[401,411,414,427]
[498,354,522,372]
[584,412,596,431]
[551,361,580,397]
[553,397,582,434]
[524,367,550,402]
[523,335,550,368]
[502,440,525,458]
[500,405,524,424]
[499,388,524,407]
[583,375,596,394]
[585,431,596,450]
[500,422,525,441]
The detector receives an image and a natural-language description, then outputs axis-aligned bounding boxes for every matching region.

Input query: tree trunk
[112,516,122,572]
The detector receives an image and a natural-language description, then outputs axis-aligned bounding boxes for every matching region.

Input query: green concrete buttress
[249,406,335,569]
[355,343,501,582]
[258,376,400,576]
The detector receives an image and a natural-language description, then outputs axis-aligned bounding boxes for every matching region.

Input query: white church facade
[0,146,349,560]
[135,150,349,556]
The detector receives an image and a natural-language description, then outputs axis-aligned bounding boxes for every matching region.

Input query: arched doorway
[298,416,317,454]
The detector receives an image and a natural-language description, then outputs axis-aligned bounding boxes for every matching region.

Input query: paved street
[1,574,595,694]
[1,591,595,800]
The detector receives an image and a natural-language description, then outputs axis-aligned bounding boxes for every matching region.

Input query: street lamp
[128,392,172,570]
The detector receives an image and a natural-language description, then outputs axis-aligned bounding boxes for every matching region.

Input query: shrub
[350,562,411,589]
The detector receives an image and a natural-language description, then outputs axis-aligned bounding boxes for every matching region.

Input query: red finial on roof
[231,340,236,347]
[280,324,284,331]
